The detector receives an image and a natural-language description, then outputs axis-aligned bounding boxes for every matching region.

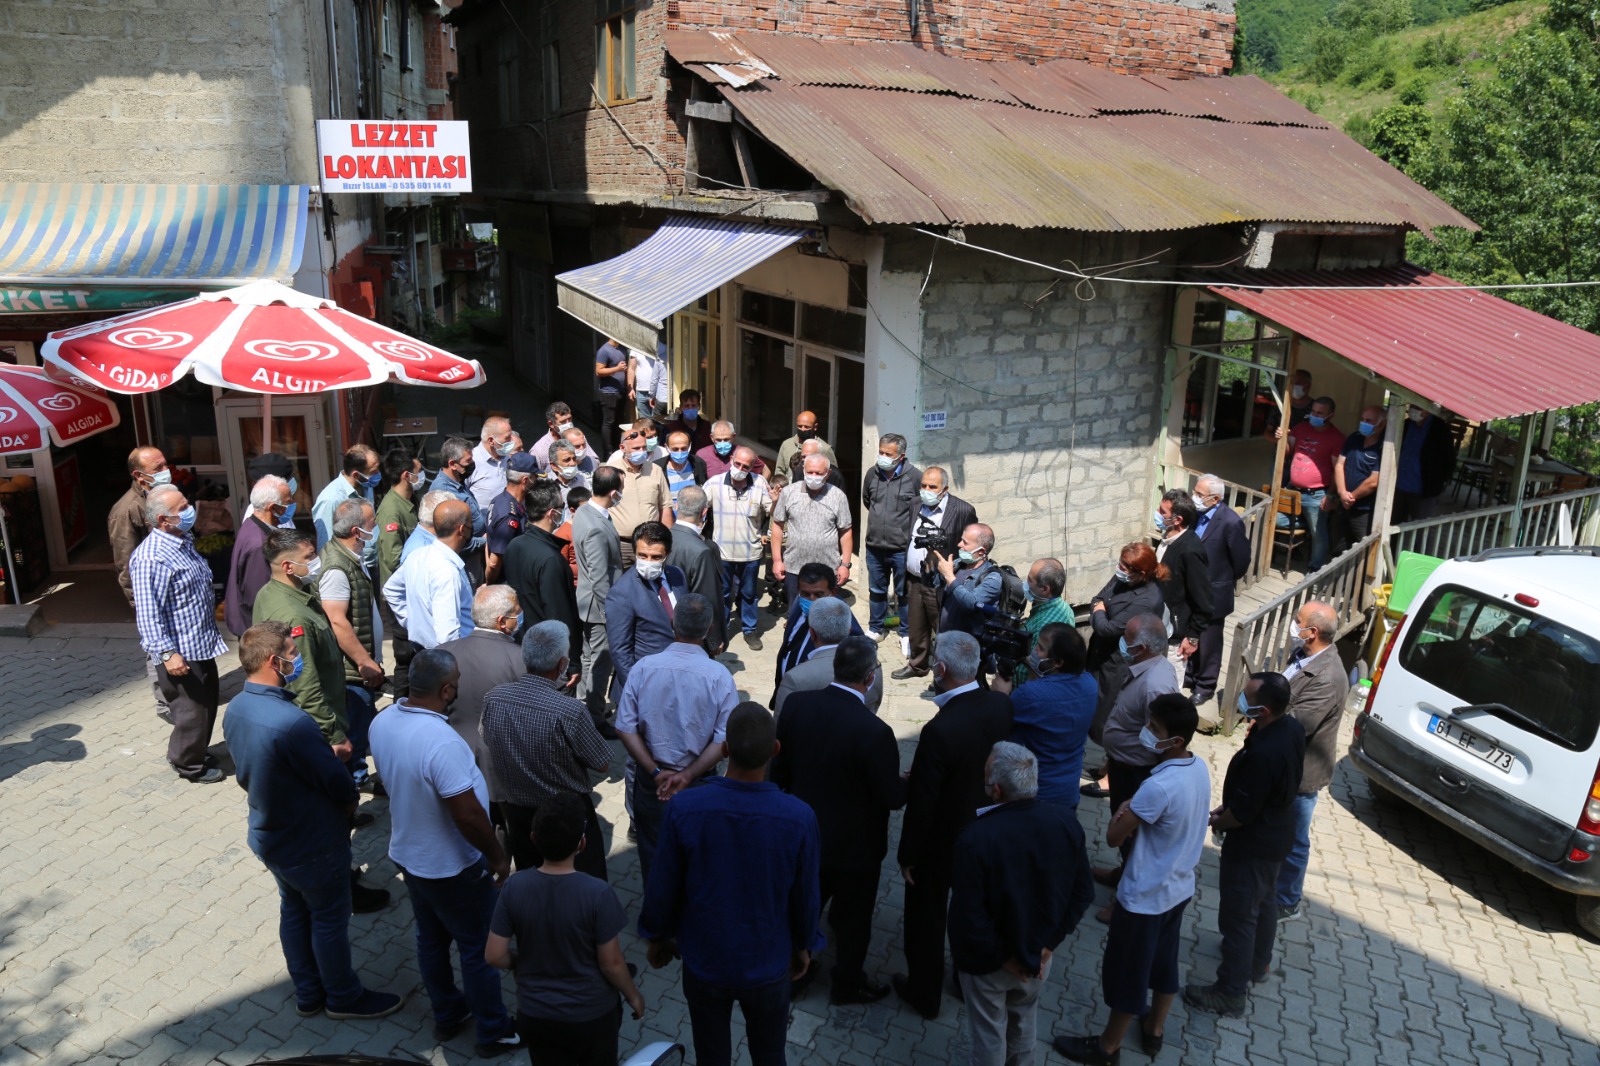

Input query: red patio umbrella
[0,365,124,601]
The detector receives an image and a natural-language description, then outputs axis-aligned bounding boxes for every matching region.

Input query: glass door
[219,396,331,526]
[799,346,866,523]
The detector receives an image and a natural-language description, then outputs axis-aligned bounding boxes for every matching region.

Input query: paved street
[1,624,1597,1066]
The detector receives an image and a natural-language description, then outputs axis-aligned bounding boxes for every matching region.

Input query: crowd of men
[109,370,1356,1065]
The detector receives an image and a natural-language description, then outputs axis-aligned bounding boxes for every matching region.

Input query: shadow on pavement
[0,723,87,783]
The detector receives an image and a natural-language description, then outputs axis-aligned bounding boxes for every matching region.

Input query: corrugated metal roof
[667,31,1473,233]
[1209,265,1600,422]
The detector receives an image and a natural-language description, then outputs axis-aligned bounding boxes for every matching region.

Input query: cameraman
[936,523,1003,643]
[896,468,978,682]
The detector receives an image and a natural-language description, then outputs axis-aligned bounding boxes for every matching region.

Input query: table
[381,416,438,458]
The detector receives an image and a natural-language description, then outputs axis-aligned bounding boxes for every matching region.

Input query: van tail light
[1577,756,1600,840]
[1355,615,1405,741]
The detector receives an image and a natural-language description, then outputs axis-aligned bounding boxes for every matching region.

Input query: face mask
[669,449,690,464]
[803,474,826,491]
[636,558,664,582]
[355,524,377,542]
[796,428,815,442]
[554,421,573,435]
[1192,494,1212,513]
[174,505,197,533]
[1287,620,1308,645]
[280,502,297,523]
[357,471,379,489]
[1152,511,1167,532]
[1359,420,1378,436]
[1307,415,1327,428]
[876,454,896,470]
[729,467,750,483]
[275,654,304,684]
[458,464,475,481]
[512,611,524,632]
[145,469,173,487]
[297,557,323,584]
[713,440,733,457]
[1408,409,1427,424]
[628,450,648,465]
[557,465,579,480]
[957,548,977,564]
[287,477,298,496]
[611,491,623,507]
[1027,652,1050,676]
[919,489,941,508]
[1291,384,1307,400]
[410,469,430,491]
[1023,584,1037,603]
[646,436,659,451]
[1118,636,1142,661]
[1140,726,1176,753]
[682,408,699,421]
[1114,567,1131,583]
[1237,693,1264,720]
[798,597,813,618]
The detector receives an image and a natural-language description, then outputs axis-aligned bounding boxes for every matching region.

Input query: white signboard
[317,120,472,193]
[922,410,947,431]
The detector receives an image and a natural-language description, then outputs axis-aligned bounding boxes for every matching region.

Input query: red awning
[1208,264,1600,423]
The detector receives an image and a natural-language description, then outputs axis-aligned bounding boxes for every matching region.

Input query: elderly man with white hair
[948,741,1094,1066]
[226,474,292,637]
[130,484,230,783]
[545,439,591,493]
[482,619,613,880]
[771,597,883,716]
[771,452,854,601]
[437,585,527,815]
[1189,473,1252,718]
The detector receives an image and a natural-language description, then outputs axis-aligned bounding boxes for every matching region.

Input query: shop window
[798,303,866,354]
[1181,296,1288,446]
[594,0,637,104]
[739,330,794,454]
[152,378,221,469]
[738,289,795,335]
[847,262,868,309]
[382,0,395,57]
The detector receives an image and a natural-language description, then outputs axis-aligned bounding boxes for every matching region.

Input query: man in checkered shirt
[130,484,229,784]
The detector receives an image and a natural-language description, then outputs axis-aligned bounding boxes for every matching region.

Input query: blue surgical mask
[514,611,524,632]
[628,450,648,465]
[798,598,813,618]
[176,505,197,533]
[957,549,977,564]
[1023,584,1037,603]
[412,469,431,491]
[1114,567,1131,583]
[280,502,297,523]
[1119,636,1142,660]
[364,471,382,489]
[646,436,659,451]
[1237,693,1264,720]
[1359,420,1378,436]
[682,408,699,422]
[1307,415,1327,428]
[276,654,304,684]
[287,477,298,495]
[713,441,733,457]
[1152,511,1167,532]
[669,449,690,464]
[557,465,579,480]
[919,489,941,508]
[1140,726,1176,753]
[876,454,896,470]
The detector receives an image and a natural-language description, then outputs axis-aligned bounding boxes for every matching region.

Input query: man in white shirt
[1053,694,1211,1066]
[466,415,518,512]
[527,402,575,475]
[628,338,672,420]
[385,499,474,649]
[704,446,774,651]
[368,649,520,1058]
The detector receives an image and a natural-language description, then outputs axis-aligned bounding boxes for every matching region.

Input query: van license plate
[1427,715,1515,773]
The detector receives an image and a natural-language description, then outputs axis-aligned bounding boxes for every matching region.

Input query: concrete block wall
[0,0,316,184]
[897,230,1178,601]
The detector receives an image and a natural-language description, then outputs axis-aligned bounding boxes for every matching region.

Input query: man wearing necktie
[605,522,693,695]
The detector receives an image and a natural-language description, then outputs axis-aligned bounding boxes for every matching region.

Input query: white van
[1349,546,1600,935]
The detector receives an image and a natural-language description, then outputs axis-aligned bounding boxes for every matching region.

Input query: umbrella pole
[0,478,17,606]
[262,393,273,455]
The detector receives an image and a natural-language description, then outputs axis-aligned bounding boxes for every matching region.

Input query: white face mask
[636,558,664,582]
[803,474,826,491]
[1291,384,1307,400]
[1287,619,1307,645]
[296,557,322,585]
[729,467,750,483]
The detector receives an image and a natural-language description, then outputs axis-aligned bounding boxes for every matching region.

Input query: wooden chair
[1263,484,1308,577]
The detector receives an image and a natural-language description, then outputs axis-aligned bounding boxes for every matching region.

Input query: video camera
[979,608,1031,678]
[912,516,951,556]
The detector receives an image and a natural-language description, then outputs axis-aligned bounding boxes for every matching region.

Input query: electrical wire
[915,227,1600,293]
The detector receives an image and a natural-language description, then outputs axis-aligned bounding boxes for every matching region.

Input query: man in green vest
[321,499,385,789]
[377,448,424,698]
[254,527,391,914]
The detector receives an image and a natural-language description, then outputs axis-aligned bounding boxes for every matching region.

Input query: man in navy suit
[1189,474,1252,714]
[773,562,864,686]
[606,521,691,693]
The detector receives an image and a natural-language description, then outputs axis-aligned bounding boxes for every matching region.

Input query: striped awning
[0,183,309,289]
[556,214,812,352]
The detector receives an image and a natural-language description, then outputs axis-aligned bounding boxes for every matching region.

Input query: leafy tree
[1369,102,1433,166]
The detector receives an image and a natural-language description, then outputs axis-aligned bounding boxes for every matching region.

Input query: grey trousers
[155,657,219,779]
[577,620,613,728]
[146,657,171,716]
[959,955,1053,1066]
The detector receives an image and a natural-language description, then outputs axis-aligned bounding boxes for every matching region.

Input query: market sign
[316,120,472,194]
[0,288,200,315]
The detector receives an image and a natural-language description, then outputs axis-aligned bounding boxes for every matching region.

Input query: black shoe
[626,824,638,843]
[475,1032,523,1057]
[829,980,890,1006]
[326,989,404,1020]
[1051,1034,1120,1065]
[1183,981,1247,1018]
[295,1000,325,1018]
[1139,1025,1164,1058]
[891,666,926,681]
[350,810,375,829]
[433,1009,472,1041]
[351,875,391,914]
[360,776,387,797]
[185,767,225,784]
[744,633,764,652]
[891,974,939,1020]
[1079,782,1110,799]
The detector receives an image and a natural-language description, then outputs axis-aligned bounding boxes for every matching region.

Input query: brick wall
[897,229,1182,600]
[670,0,1236,77]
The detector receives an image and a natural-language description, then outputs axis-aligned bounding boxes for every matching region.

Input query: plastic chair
[1263,484,1308,577]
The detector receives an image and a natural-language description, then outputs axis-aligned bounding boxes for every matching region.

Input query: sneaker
[1278,902,1304,922]
[185,767,225,784]
[326,989,404,1020]
[744,632,763,652]
[1183,981,1247,1018]
[475,1032,523,1058]
[868,628,888,643]
[900,635,911,659]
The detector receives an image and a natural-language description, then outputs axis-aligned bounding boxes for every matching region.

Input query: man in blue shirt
[1334,405,1387,551]
[639,702,821,1066]
[222,621,402,1021]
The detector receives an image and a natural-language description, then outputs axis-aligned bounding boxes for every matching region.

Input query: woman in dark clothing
[1081,542,1167,798]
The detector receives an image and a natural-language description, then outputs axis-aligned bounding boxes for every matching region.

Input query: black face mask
[795,428,815,442]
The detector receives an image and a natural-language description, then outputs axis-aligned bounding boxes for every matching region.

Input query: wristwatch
[160,650,178,663]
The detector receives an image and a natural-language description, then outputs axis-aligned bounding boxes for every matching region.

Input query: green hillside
[1236,0,1520,73]
[1261,0,1548,138]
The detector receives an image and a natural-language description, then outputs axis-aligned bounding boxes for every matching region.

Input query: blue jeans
[1274,792,1320,908]
[683,970,792,1066]
[865,547,908,636]
[261,845,363,1011]
[721,559,763,636]
[345,685,375,782]
[1298,489,1332,569]
[399,859,513,1041]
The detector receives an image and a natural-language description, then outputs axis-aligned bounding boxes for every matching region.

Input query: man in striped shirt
[130,484,230,784]
[703,446,773,652]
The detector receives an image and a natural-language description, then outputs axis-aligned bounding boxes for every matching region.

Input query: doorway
[219,396,332,525]
[800,346,865,521]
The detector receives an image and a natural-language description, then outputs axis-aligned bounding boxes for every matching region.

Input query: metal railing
[1162,467,1273,589]
[1218,532,1381,736]
[1385,484,1600,574]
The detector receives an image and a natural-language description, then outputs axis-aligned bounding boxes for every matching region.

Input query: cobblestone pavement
[2,623,1598,1066]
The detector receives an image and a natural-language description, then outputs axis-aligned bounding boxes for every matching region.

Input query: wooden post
[1157,345,1177,493]
[1507,412,1537,546]
[1262,337,1298,570]
[1370,398,1404,584]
